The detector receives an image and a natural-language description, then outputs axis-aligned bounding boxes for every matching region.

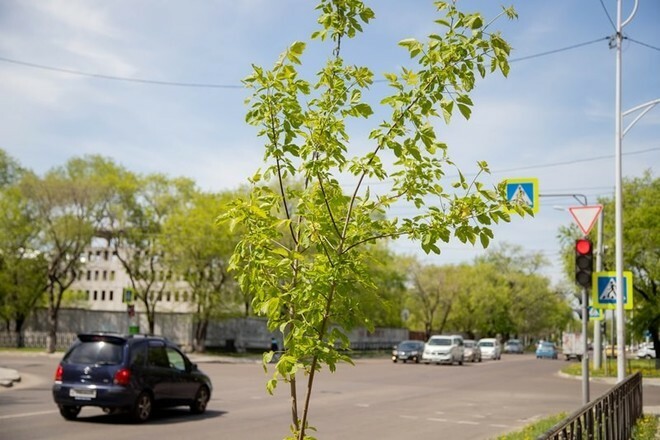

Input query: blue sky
[0,1,658,286]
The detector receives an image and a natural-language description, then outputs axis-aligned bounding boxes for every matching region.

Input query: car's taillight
[113,368,131,386]
[54,364,63,382]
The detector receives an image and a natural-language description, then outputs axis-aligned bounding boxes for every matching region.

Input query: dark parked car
[52,333,212,422]
[392,340,425,363]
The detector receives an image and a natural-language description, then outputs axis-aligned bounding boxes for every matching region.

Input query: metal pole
[581,285,590,404]
[614,0,639,383]
[594,211,604,369]
[614,0,626,384]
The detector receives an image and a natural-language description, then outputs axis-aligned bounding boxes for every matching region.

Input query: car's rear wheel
[131,392,153,423]
[58,405,81,420]
[190,386,210,414]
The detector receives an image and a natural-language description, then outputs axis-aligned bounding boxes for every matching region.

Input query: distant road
[1,352,658,440]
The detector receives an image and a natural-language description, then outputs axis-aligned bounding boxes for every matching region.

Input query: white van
[478,338,502,360]
[422,335,464,365]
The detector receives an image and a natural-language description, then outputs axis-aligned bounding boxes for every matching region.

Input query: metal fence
[538,372,643,440]
[0,332,78,351]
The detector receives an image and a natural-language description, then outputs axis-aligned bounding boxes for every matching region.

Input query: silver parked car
[463,339,482,362]
[422,335,464,365]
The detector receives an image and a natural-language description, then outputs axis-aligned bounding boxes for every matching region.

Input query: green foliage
[632,415,659,440]
[225,1,519,438]
[164,189,245,351]
[494,412,567,440]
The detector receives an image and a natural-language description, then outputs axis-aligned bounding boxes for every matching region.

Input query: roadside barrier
[538,372,643,439]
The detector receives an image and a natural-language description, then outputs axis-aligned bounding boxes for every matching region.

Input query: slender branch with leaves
[222,1,523,438]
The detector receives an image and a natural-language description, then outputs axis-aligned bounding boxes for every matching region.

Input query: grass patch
[494,413,567,439]
[495,413,658,440]
[632,415,659,440]
[562,358,660,378]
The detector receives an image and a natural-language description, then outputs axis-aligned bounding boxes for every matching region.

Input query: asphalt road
[1,352,658,440]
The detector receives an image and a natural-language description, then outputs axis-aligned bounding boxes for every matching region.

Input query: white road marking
[490,424,510,428]
[0,410,58,420]
[457,420,479,425]
[355,403,370,408]
[428,417,448,422]
[400,415,418,420]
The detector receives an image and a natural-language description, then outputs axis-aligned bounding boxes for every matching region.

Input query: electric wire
[627,38,660,52]
[509,37,609,63]
[0,36,614,88]
[597,0,617,32]
[0,55,242,89]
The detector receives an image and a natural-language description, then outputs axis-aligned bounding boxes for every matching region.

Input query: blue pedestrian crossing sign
[592,271,633,310]
[504,178,539,214]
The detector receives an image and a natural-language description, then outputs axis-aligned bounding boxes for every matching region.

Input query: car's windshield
[464,341,475,348]
[65,341,123,365]
[540,342,554,348]
[398,342,419,350]
[428,338,451,346]
[479,341,494,347]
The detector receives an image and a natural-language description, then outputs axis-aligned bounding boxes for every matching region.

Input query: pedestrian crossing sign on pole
[592,271,633,310]
[588,306,604,321]
[504,178,539,214]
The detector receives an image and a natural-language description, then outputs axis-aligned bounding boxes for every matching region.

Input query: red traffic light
[576,239,592,255]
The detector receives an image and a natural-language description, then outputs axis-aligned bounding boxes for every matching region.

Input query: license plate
[70,388,96,400]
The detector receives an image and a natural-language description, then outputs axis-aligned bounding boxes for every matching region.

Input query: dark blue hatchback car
[52,333,212,422]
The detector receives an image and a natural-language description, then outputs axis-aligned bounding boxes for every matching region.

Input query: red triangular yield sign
[568,205,603,235]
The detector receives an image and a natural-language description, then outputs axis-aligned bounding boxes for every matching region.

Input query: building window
[88,251,93,262]
[166,292,171,302]
[101,291,106,301]
[102,270,107,281]
[86,290,90,301]
[93,291,98,301]
[94,271,99,281]
[183,292,188,302]
[174,292,180,302]
[110,271,115,281]
[109,291,114,301]
[96,251,101,260]
[112,251,118,262]
[104,250,109,261]
[86,270,91,281]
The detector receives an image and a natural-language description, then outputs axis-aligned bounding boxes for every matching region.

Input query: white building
[70,246,194,314]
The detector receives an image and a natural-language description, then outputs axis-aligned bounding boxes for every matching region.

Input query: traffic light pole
[581,285,590,404]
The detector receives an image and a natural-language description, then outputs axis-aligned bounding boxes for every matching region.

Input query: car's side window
[166,348,187,371]
[147,345,169,368]
[131,343,147,367]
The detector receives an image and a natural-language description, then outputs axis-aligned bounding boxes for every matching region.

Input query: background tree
[20,157,106,352]
[408,262,460,338]
[224,1,519,437]
[0,151,47,345]
[163,190,243,352]
[601,171,659,357]
[110,173,196,334]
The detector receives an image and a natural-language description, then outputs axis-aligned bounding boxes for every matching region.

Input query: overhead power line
[0,55,242,89]
[628,38,660,52]
[509,37,609,63]
[597,0,617,32]
[0,36,613,89]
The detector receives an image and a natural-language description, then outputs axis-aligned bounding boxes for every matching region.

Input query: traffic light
[575,238,593,288]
